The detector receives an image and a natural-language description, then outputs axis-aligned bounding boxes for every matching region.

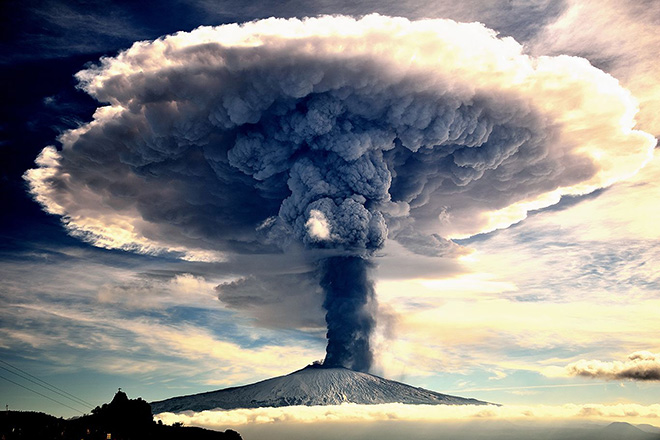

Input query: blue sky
[1,0,659,430]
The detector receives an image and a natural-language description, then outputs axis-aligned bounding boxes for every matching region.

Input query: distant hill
[637,423,660,434]
[599,422,660,440]
[0,390,242,440]
[151,364,489,413]
[531,421,660,440]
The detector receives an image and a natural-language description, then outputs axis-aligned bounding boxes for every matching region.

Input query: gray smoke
[204,77,553,370]
[215,85,553,370]
[25,16,654,372]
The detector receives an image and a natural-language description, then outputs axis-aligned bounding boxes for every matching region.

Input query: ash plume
[24,15,656,371]
[320,257,376,371]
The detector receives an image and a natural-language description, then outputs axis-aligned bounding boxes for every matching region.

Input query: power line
[0,373,86,414]
[0,365,91,410]
[0,359,94,408]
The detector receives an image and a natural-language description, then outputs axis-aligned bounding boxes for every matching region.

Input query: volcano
[150,364,490,414]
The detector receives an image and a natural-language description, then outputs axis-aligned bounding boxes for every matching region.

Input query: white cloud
[98,273,221,309]
[488,370,508,381]
[23,146,225,262]
[305,209,332,241]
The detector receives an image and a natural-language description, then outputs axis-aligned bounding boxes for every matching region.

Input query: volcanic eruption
[25,14,655,381]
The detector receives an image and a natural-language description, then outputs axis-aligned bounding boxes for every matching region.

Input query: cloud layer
[155,402,660,429]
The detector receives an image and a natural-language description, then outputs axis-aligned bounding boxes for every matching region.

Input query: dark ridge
[0,390,242,440]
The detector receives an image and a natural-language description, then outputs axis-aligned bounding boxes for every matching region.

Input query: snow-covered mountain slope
[150,365,489,413]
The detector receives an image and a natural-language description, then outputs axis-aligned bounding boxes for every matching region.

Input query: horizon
[1,1,659,437]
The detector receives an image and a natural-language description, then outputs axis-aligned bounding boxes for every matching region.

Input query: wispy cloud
[0,249,322,390]
[98,273,221,310]
[372,282,660,378]
[353,153,660,386]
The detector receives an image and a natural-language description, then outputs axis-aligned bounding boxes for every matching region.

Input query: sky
[1,0,659,435]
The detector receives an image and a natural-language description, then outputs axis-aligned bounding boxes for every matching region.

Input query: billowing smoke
[24,15,656,371]
[564,351,660,381]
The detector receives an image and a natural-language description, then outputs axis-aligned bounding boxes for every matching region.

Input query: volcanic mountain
[150,364,489,413]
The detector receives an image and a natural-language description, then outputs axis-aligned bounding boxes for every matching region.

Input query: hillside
[151,364,488,413]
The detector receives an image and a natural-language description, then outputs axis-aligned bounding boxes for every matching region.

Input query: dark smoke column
[320,257,376,372]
